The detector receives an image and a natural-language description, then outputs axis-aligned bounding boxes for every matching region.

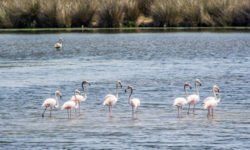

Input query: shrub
[37,0,58,27]
[98,0,124,27]
[123,0,140,27]
[151,0,182,27]
[4,0,40,28]
[71,0,97,27]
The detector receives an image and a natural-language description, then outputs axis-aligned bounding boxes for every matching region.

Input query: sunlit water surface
[0,32,250,149]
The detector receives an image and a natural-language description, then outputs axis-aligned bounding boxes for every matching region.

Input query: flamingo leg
[181,106,183,117]
[75,103,77,114]
[132,107,134,118]
[79,102,81,115]
[67,109,69,119]
[177,106,179,117]
[70,109,72,119]
[193,104,196,114]
[50,108,52,117]
[42,107,47,117]
[187,104,190,114]
[212,108,214,117]
[207,109,210,117]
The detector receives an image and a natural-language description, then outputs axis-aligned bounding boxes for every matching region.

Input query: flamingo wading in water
[187,79,202,114]
[54,38,63,48]
[202,85,221,117]
[125,86,141,117]
[103,80,123,116]
[70,80,91,114]
[61,89,79,119]
[173,83,192,117]
[42,91,62,117]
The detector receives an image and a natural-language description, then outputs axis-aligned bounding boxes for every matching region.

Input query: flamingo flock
[42,79,221,119]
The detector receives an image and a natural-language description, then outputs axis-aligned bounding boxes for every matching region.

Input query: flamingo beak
[190,85,192,89]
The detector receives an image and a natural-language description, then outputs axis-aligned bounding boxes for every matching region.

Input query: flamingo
[61,89,79,119]
[125,86,140,117]
[173,82,192,117]
[42,91,62,118]
[202,85,220,117]
[103,80,123,116]
[70,80,91,114]
[54,38,63,48]
[187,79,202,114]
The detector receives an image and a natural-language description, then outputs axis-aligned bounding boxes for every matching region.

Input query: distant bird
[42,91,62,118]
[54,38,63,48]
[202,85,221,117]
[70,80,91,114]
[61,89,79,119]
[103,80,123,116]
[187,79,202,114]
[173,83,192,117]
[125,85,140,117]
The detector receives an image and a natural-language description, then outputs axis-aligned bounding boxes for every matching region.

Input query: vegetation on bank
[0,0,249,28]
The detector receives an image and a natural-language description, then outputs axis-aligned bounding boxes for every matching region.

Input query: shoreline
[0,27,250,33]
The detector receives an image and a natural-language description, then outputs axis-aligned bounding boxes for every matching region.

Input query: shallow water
[0,32,250,149]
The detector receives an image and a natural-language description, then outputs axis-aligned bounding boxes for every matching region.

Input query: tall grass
[151,0,182,27]
[98,0,124,27]
[123,0,140,27]
[0,0,249,28]
[3,0,40,27]
[71,0,97,27]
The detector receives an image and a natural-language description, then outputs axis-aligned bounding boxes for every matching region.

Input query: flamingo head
[117,80,123,88]
[82,80,91,88]
[196,79,202,86]
[125,85,133,93]
[184,82,192,89]
[213,85,219,93]
[59,38,63,42]
[75,89,81,95]
[55,91,62,99]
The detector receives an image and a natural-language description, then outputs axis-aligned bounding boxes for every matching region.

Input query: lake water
[0,32,250,149]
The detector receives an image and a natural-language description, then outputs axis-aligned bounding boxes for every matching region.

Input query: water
[0,32,250,149]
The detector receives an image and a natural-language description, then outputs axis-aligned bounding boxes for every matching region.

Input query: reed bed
[0,0,249,28]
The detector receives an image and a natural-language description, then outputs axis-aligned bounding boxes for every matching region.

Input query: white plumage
[173,97,187,107]
[103,94,117,106]
[42,98,58,109]
[130,98,140,110]
[41,91,62,117]
[61,100,78,110]
[103,80,123,116]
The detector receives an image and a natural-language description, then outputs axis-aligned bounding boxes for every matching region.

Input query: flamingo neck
[55,93,59,107]
[195,82,199,96]
[82,86,87,98]
[128,88,133,104]
[184,85,189,99]
[115,83,119,98]
[74,92,78,106]
[213,87,217,100]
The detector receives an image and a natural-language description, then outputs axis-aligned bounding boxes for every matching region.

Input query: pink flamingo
[42,91,62,117]
[70,80,91,114]
[125,86,140,117]
[173,83,192,117]
[61,89,79,119]
[202,85,220,117]
[187,79,202,114]
[103,80,123,116]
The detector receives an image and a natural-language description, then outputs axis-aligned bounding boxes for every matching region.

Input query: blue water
[0,32,250,149]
